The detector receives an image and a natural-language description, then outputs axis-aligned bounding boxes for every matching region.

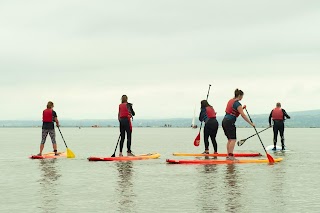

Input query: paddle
[244,107,275,163]
[111,134,121,157]
[194,84,211,146]
[57,126,75,158]
[237,125,273,146]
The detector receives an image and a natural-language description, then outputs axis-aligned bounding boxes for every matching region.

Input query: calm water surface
[1,127,320,212]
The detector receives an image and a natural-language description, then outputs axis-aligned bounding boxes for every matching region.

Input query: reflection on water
[38,159,61,213]
[269,163,285,211]
[115,161,136,213]
[196,164,219,212]
[224,164,242,213]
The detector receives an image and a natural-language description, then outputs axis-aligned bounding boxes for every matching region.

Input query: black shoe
[127,151,135,157]
[281,147,285,151]
[272,147,277,151]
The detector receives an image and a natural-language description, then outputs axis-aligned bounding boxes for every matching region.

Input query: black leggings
[204,118,219,152]
[119,118,132,153]
[273,120,285,147]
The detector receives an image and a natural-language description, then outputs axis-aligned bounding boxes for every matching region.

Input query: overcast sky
[0,0,319,120]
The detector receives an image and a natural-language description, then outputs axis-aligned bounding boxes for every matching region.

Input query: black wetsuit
[199,107,219,152]
[269,109,290,148]
[119,103,135,153]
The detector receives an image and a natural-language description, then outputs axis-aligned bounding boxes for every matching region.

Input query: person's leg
[273,123,279,149]
[48,129,57,155]
[39,129,48,155]
[119,120,126,156]
[279,122,285,150]
[126,121,132,154]
[209,120,218,153]
[203,124,210,153]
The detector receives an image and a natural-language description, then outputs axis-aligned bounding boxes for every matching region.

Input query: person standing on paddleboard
[199,100,219,154]
[38,101,60,156]
[222,89,255,160]
[269,102,290,151]
[118,95,135,157]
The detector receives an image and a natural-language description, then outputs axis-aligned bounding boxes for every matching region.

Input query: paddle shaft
[198,84,211,131]
[243,125,272,141]
[244,109,269,154]
[57,126,68,148]
[111,134,121,157]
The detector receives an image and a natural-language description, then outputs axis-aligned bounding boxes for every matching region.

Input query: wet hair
[47,101,54,109]
[276,102,281,107]
[201,100,211,108]
[234,89,244,98]
[121,95,128,103]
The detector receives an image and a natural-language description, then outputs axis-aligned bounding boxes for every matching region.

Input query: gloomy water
[1,127,320,212]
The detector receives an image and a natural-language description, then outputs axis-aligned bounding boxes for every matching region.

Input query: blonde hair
[47,101,54,109]
[121,95,128,103]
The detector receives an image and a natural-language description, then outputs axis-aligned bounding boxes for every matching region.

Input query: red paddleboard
[166,158,283,164]
[173,152,261,157]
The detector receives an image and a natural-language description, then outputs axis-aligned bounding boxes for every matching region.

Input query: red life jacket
[119,103,132,131]
[206,106,216,118]
[119,103,131,118]
[272,108,284,120]
[43,109,53,122]
[225,99,240,117]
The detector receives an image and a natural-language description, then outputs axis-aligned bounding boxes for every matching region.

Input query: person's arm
[269,110,273,126]
[199,108,205,122]
[237,106,255,127]
[282,109,290,119]
[128,103,135,117]
[54,117,60,127]
[53,111,60,127]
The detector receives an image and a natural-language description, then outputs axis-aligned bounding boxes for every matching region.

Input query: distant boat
[191,105,197,129]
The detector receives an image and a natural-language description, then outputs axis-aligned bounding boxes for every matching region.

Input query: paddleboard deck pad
[173,152,261,157]
[30,152,66,159]
[88,153,160,161]
[166,158,283,164]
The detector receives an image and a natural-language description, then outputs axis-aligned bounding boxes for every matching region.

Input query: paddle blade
[193,133,200,146]
[267,153,275,164]
[67,148,75,158]
[111,153,116,157]
[237,139,246,146]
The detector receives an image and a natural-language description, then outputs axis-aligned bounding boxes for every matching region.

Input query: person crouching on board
[198,100,219,154]
[269,102,291,151]
[38,101,60,156]
[118,95,135,157]
[222,89,255,161]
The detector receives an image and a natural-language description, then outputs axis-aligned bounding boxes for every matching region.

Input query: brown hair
[47,101,54,109]
[121,95,128,103]
[201,100,211,108]
[234,88,244,98]
[276,102,281,107]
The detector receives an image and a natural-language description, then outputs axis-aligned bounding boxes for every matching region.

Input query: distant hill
[0,110,319,128]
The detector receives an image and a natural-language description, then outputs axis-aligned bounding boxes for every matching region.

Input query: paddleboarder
[118,95,135,157]
[199,100,219,154]
[269,102,290,150]
[38,101,60,156]
[222,89,255,160]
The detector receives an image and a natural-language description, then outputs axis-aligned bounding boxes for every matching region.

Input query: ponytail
[234,89,244,98]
